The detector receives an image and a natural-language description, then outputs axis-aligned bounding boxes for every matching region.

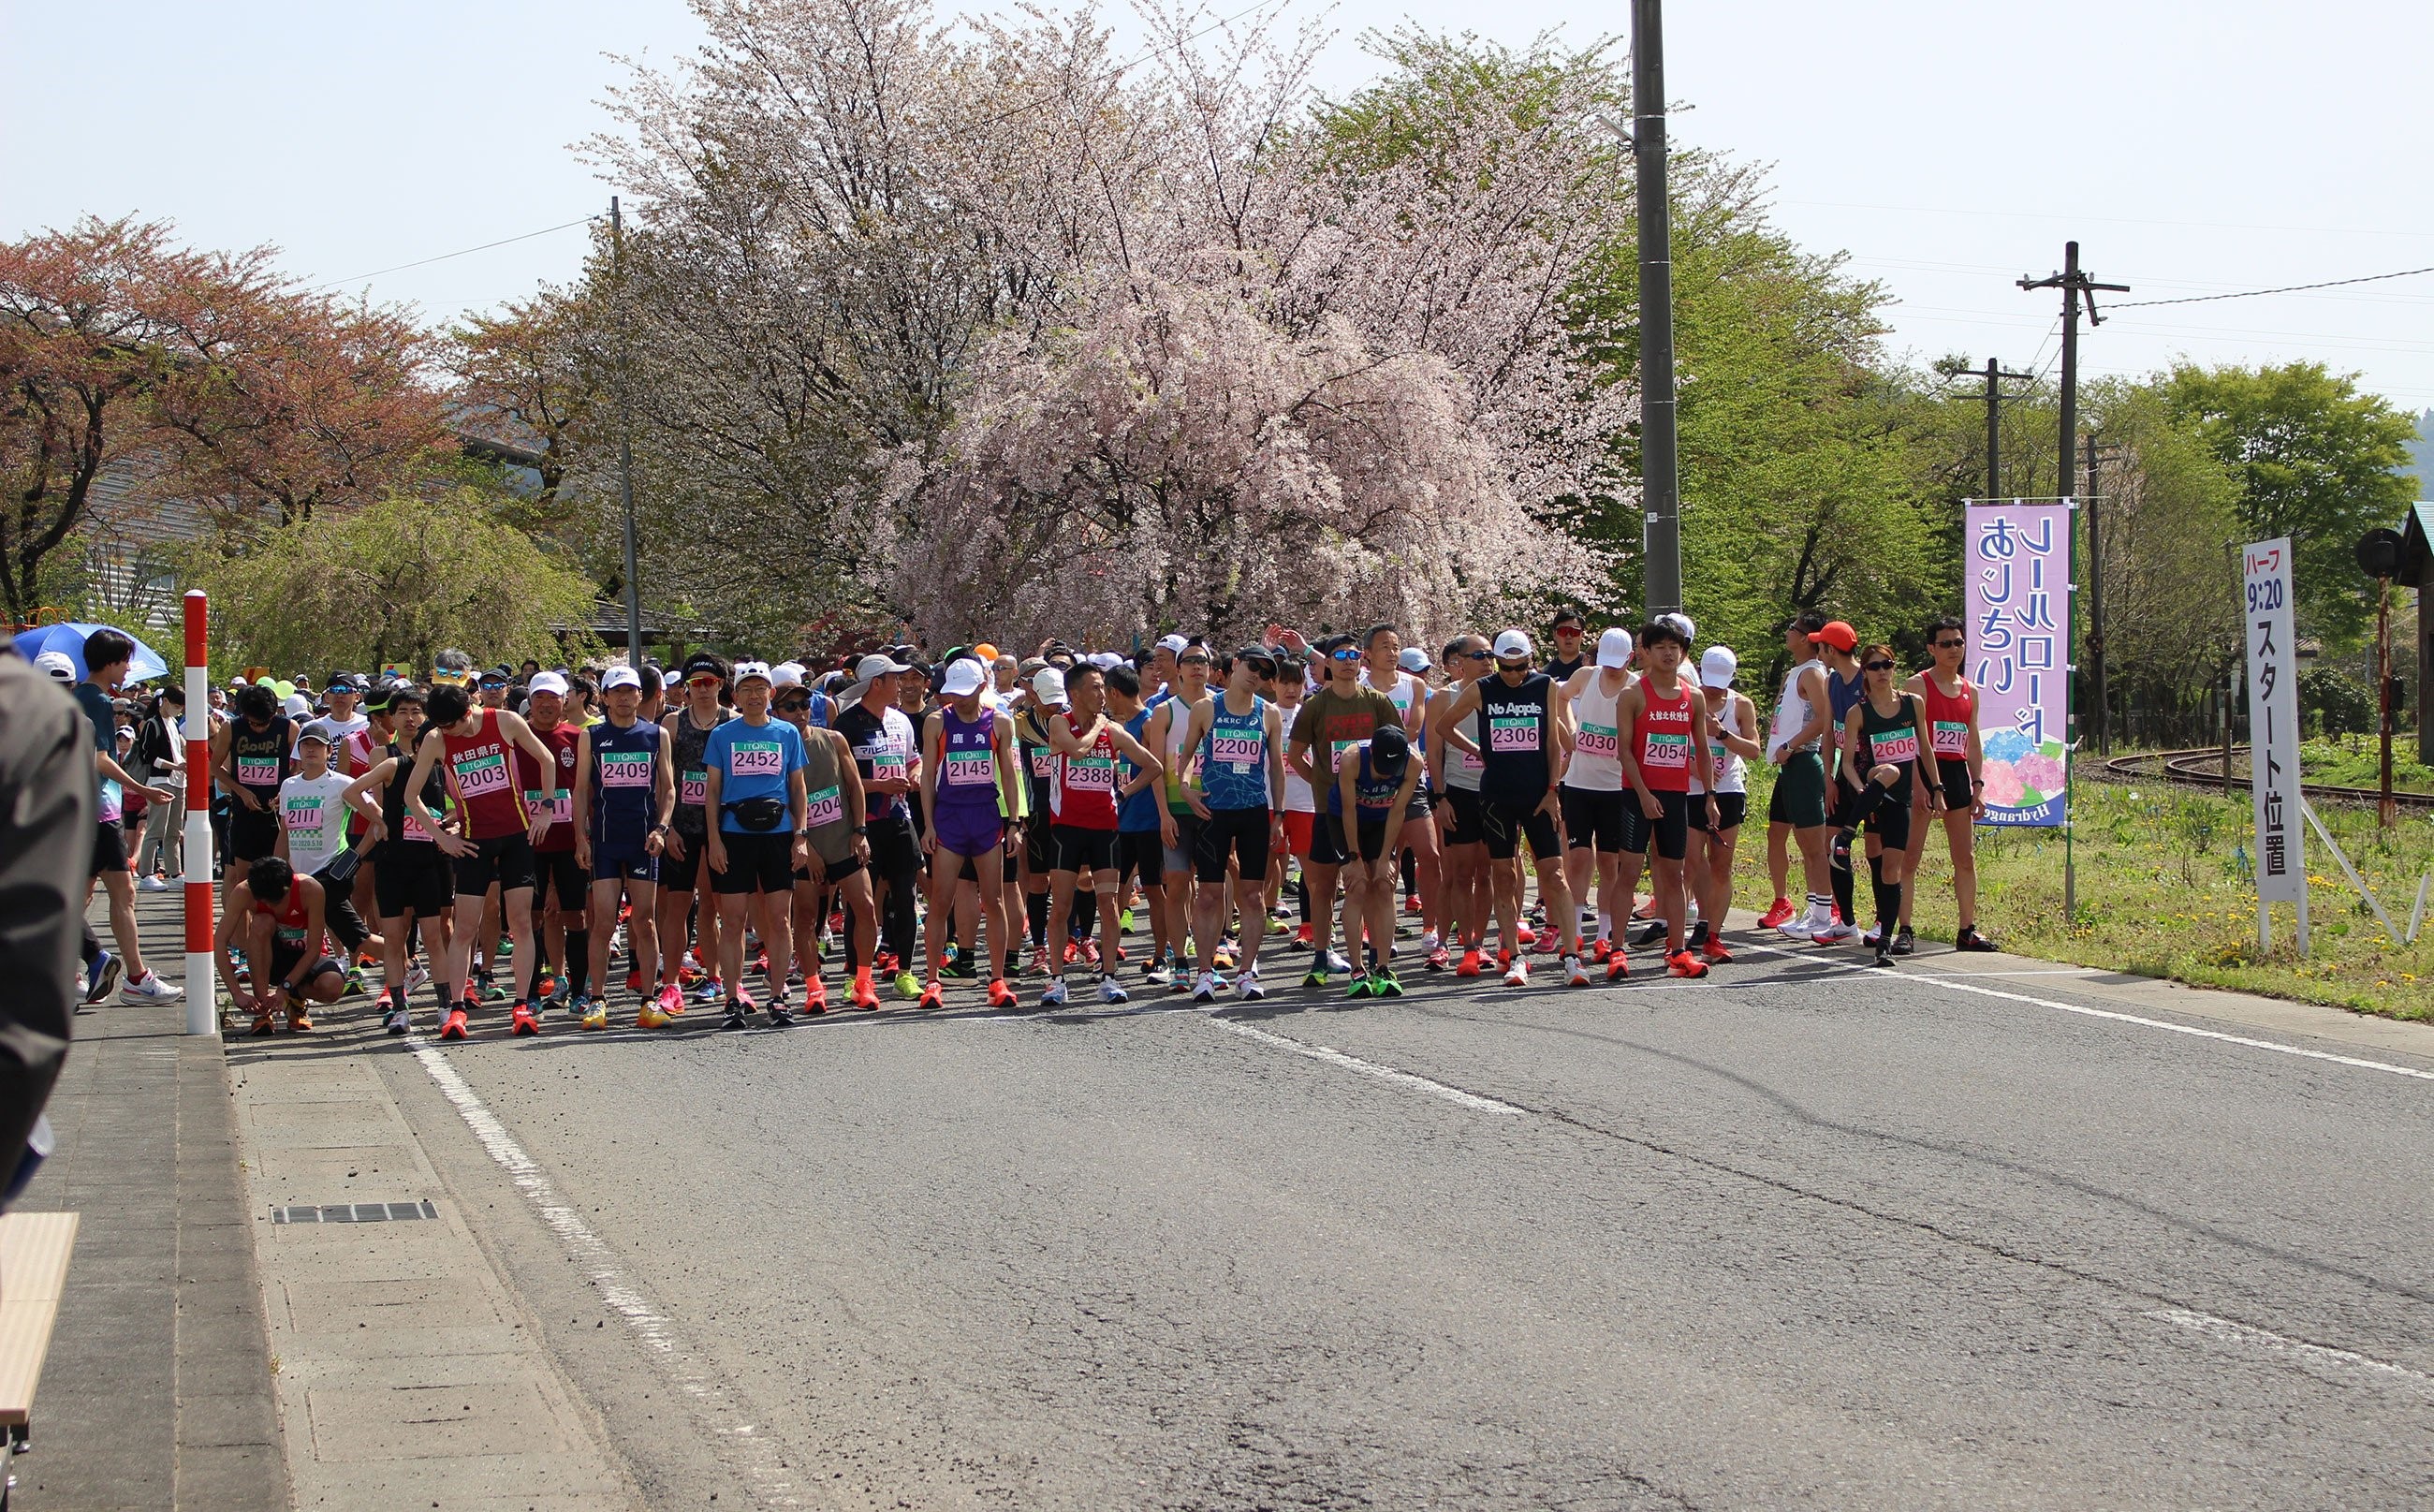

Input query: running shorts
[451,833,535,897]
[534,850,590,912]
[593,840,661,885]
[1560,785,1630,853]
[1327,815,1389,865]
[92,819,129,876]
[796,851,863,886]
[374,843,451,918]
[229,806,281,863]
[1624,789,1691,862]
[1403,789,1432,820]
[661,832,708,892]
[1767,751,1828,829]
[711,830,795,895]
[1305,810,1355,867]
[1117,829,1165,891]
[1935,757,1974,813]
[1024,816,1056,874]
[933,809,1004,861]
[1051,823,1119,875]
[1194,805,1271,884]
[1282,811,1315,859]
[266,942,345,994]
[1861,784,1918,853]
[1162,810,1203,875]
[1705,792,1748,833]
[1479,796,1559,862]
[1439,787,1485,848]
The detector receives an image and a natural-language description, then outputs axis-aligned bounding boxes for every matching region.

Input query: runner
[1108,668,1173,981]
[1813,619,1868,945]
[657,653,730,1008]
[213,857,344,1035]
[1690,646,1761,964]
[339,685,447,1034]
[1041,663,1164,1007]
[701,661,810,1029]
[517,672,589,1012]
[55,637,182,1005]
[1840,644,1941,969]
[1359,625,1443,963]
[1014,669,1065,974]
[1428,634,1493,975]
[1763,611,1840,943]
[916,657,1023,1009]
[1327,724,1421,998]
[213,681,295,907]
[1432,631,1582,986]
[834,652,924,998]
[1544,608,1589,681]
[1147,642,1211,981]
[1270,657,1321,949]
[1180,646,1288,1002]
[1283,637,1400,988]
[1611,621,1716,978]
[784,676,878,1011]
[1559,627,1636,978]
[1903,617,2000,953]
[569,666,675,1029]
[399,683,565,1039]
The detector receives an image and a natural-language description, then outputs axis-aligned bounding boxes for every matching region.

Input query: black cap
[328,671,367,693]
[680,652,730,683]
[1370,724,1411,774]
[1232,645,1277,675]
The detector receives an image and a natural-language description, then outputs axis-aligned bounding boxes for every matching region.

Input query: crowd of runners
[49,609,2005,1040]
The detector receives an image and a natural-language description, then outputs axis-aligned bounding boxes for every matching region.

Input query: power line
[1777,197,2434,242]
[309,216,599,292]
[2111,264,2434,309]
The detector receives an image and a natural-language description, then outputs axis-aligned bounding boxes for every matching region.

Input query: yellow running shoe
[636,1002,672,1030]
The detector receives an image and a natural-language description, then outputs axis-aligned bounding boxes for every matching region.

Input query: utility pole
[1962,359,2034,502]
[1632,0,1681,617]
[2018,243,2127,922]
[610,197,642,668]
[2083,432,2123,754]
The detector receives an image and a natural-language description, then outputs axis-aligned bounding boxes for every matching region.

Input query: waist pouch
[725,795,787,832]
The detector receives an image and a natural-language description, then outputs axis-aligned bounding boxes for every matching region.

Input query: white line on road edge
[1210,1019,1527,1114]
[2146,1307,2434,1388]
[408,1039,802,1507]
[1737,942,2434,1084]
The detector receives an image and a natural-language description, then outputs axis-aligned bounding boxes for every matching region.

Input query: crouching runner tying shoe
[214,857,345,1036]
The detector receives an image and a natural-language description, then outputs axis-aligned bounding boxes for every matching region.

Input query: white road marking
[1209,1018,1527,1114]
[2146,1307,2434,1388]
[408,1039,802,1506]
[1736,941,2434,1083]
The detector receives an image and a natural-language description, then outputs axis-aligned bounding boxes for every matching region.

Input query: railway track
[2098,746,2434,810]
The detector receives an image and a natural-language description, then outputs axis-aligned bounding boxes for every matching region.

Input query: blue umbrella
[12,623,172,683]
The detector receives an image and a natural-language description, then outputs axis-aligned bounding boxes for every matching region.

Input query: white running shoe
[121,971,184,1002]
[1811,920,1858,944]
[1563,954,1591,987]
[1098,976,1130,1005]
[1192,970,1217,1005]
[1777,916,1818,941]
[1235,967,1264,1001]
[404,962,432,994]
[1417,929,1441,955]
[1503,959,1530,988]
[137,874,169,893]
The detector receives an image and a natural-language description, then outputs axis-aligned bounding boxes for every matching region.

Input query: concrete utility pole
[1632,0,1681,617]
[2084,433,2122,754]
[610,197,642,668]
[1966,359,2034,503]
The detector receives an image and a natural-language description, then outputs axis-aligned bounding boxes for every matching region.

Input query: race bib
[1870,727,1920,765]
[451,750,510,798]
[236,755,280,788]
[1576,722,1620,759]
[1642,731,1691,769]
[1210,732,1263,772]
[729,739,784,777]
[1454,746,1484,773]
[599,751,654,789]
[805,784,844,828]
[285,796,328,842]
[1026,747,1054,779]
[944,747,993,787]
[858,741,907,785]
[1064,754,1118,792]
[680,767,708,806]
[1488,716,1540,754]
[402,812,433,843]
[523,788,575,824]
[274,923,307,947]
[1329,738,1361,774]
[1932,719,1969,757]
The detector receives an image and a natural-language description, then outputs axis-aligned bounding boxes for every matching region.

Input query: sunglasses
[1180,654,1211,667]
[1329,649,1360,661]
[686,675,722,688]
[1464,650,1494,661]
[478,679,506,688]
[1864,660,1897,671]
[1555,626,1583,636]
[1933,639,1965,650]
[774,697,810,712]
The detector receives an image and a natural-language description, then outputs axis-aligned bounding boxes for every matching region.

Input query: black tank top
[1856,694,1926,801]
[668,708,723,836]
[228,715,294,803]
[380,737,449,846]
[1476,673,1554,805]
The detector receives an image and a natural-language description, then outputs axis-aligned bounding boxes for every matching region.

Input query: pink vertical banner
[1964,501,2071,828]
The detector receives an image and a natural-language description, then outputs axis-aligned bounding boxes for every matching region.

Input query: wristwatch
[852,823,870,835]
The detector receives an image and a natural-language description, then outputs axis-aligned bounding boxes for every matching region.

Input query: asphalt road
[371,935,2434,1510]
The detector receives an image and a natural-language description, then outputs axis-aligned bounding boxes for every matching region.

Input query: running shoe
[1533,928,1560,954]
[918,979,943,1010]
[802,978,830,1013]
[1039,976,1070,1007]
[1503,959,1530,988]
[1605,950,1629,982]
[383,1005,412,1035]
[1665,951,1708,979]
[510,1003,540,1036]
[1236,967,1265,1001]
[1426,945,1452,972]
[1373,968,1403,998]
[84,949,120,1005]
[1098,976,1129,1005]
[945,955,979,980]
[1811,920,1858,945]
[1893,926,1915,957]
[343,967,368,998]
[1319,949,1352,976]
[534,973,558,1002]
[1631,919,1668,949]
[1862,926,1883,948]
[1588,939,1611,963]
[1632,897,1659,921]
[1062,940,1080,966]
[1213,941,1237,971]
[1345,973,1374,999]
[766,1000,796,1027]
[1759,896,1794,929]
[1404,893,1422,916]
[439,1007,471,1040]
[404,962,432,995]
[579,997,609,1032]
[1777,916,1819,941]
[875,950,901,976]
[851,974,880,1010]
[1302,966,1332,990]
[893,969,921,1000]
[986,977,1018,1009]
[1294,922,1314,949]
[137,873,169,893]
[637,1000,672,1030]
[1118,906,1136,934]
[1079,940,1101,969]
[1456,948,1484,978]
[121,970,183,1002]
[1956,927,1999,952]
[1146,961,1174,988]
[1700,937,1734,964]
[1193,970,1217,1005]
[1514,925,1535,947]
[1870,947,1896,969]
[625,968,645,993]
[1563,954,1591,987]
[720,1003,749,1032]
[1030,945,1052,976]
[249,1007,276,1036]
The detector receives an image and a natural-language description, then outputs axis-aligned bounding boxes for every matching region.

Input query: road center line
[1209,1018,1528,1114]
[1735,941,2434,1084]
[2145,1307,2434,1388]
[408,1039,803,1507]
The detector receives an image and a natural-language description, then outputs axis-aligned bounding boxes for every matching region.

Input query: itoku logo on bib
[944,746,993,786]
[681,767,708,805]
[523,787,576,824]
[236,754,280,787]
[1870,725,1920,765]
[1575,722,1620,759]
[1641,730,1690,769]
[1931,720,1969,757]
[600,751,654,788]
[452,749,511,798]
[729,739,785,777]
[1488,716,1540,753]
[1064,754,1117,791]
[805,783,845,828]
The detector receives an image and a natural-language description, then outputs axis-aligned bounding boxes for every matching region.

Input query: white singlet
[1769,658,1824,758]
[1563,669,1630,792]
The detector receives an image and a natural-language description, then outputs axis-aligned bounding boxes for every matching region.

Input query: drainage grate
[272,1200,438,1225]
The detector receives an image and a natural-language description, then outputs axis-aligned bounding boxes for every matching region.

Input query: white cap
[284,693,313,720]
[115,725,136,741]
[941,660,987,698]
[856,653,911,682]
[1086,651,1118,670]
[1658,611,1695,646]
[1398,646,1430,673]
[1595,627,1634,669]
[527,670,570,697]
[732,660,774,686]
[1700,645,1738,689]
[1033,668,1068,704]
[34,650,77,683]
[1491,629,1533,662]
[771,660,806,689]
[601,666,642,692]
[1156,634,1189,655]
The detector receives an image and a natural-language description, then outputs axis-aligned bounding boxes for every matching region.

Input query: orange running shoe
[918,979,944,1010]
[439,1007,471,1040]
[1758,896,1795,929]
[849,973,880,1010]
[1455,947,1484,978]
[250,1007,277,1036]
[1606,951,1629,982]
[801,978,829,1013]
[510,1003,541,1035]
[1701,938,1734,964]
[1665,951,1709,979]
[987,977,1018,1008]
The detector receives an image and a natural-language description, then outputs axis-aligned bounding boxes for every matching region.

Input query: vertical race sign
[1964,501,2072,827]
[2243,537,2306,916]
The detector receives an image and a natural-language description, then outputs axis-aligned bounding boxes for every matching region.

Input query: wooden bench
[0,1210,80,1496]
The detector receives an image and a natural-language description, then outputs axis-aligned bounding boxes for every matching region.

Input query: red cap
[1810,620,1858,653]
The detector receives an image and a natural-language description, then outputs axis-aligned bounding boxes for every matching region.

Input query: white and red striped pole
[182,589,217,1037]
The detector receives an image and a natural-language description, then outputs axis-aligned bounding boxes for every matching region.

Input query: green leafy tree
[2161,360,2417,649]
[198,488,603,675]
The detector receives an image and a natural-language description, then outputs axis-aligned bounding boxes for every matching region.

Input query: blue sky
[7,1,2430,416]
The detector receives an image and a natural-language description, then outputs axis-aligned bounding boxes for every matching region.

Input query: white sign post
[2242,537,2307,953]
